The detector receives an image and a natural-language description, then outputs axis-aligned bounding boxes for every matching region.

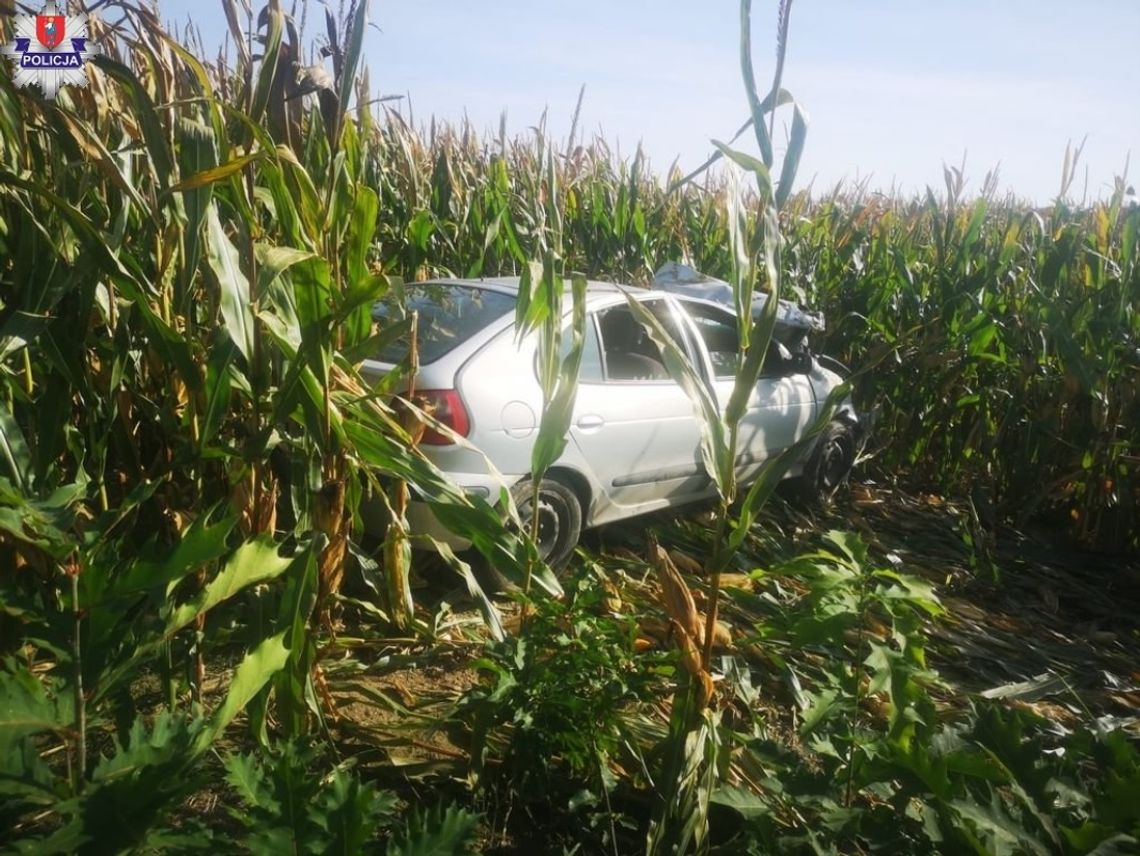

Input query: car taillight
[418,389,470,445]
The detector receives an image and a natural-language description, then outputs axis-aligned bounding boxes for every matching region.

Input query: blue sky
[162,0,1139,203]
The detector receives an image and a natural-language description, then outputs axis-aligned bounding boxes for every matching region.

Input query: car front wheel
[799,420,857,504]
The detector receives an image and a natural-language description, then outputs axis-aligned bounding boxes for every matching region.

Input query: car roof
[419,276,625,295]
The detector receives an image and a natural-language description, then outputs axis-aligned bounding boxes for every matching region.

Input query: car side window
[680,300,797,379]
[683,304,740,379]
[557,314,605,383]
[594,301,682,382]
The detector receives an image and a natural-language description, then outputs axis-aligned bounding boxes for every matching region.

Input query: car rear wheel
[798,420,856,504]
[511,477,582,570]
[478,476,583,593]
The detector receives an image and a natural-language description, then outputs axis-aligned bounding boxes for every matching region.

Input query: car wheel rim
[820,436,851,489]
[519,493,562,558]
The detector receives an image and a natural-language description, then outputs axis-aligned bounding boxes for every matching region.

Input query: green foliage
[0,627,292,852]
[0,0,1137,852]
[717,701,1140,855]
[458,572,661,794]
[386,802,482,856]
[222,739,483,855]
[754,530,942,745]
[784,166,1139,552]
[0,1,539,848]
[707,531,1140,855]
[224,740,399,854]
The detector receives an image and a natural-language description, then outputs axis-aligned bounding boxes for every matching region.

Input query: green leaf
[1122,208,1138,272]
[951,792,1053,856]
[800,687,840,735]
[712,141,773,201]
[385,802,481,856]
[0,310,51,361]
[34,713,208,855]
[271,542,321,737]
[288,255,335,332]
[710,785,772,820]
[0,668,73,750]
[337,0,371,133]
[429,538,505,642]
[346,186,379,292]
[0,406,32,491]
[249,2,283,127]
[775,102,808,209]
[530,274,587,481]
[201,334,237,447]
[666,87,794,192]
[255,244,319,305]
[342,315,412,365]
[116,512,238,597]
[176,117,219,313]
[621,291,730,496]
[164,537,294,636]
[739,0,774,168]
[728,385,850,553]
[51,107,149,215]
[194,632,290,755]
[206,203,256,366]
[223,752,272,811]
[0,169,150,297]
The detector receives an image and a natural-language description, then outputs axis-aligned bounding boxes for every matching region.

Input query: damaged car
[363,265,860,567]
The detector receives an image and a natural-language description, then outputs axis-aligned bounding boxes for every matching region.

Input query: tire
[511,477,583,569]
[798,420,857,504]
[479,477,583,593]
[474,476,583,597]
[474,478,583,592]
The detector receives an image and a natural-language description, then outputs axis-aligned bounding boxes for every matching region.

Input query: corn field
[1,0,1137,852]
[365,128,1140,554]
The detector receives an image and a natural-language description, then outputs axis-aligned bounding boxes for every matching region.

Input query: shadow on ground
[592,480,1140,731]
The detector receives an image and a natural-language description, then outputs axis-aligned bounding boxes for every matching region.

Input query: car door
[674,299,816,482]
[567,296,714,517]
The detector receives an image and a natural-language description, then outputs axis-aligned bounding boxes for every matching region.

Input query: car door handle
[576,414,605,431]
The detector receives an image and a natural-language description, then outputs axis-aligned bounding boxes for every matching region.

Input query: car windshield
[372,283,516,364]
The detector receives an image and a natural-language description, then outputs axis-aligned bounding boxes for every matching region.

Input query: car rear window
[372,283,516,364]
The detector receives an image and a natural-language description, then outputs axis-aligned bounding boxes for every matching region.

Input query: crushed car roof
[430,276,623,295]
[651,262,825,332]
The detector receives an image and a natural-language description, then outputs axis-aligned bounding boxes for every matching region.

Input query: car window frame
[593,295,701,386]
[673,297,800,381]
[544,311,607,385]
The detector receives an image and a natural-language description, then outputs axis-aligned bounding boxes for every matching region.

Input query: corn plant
[635,1,820,851]
[0,0,546,843]
[1,0,1137,849]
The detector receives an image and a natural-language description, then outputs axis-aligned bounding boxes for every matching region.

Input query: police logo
[2,1,98,100]
[37,10,66,50]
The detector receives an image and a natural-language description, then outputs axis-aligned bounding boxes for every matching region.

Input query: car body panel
[360,277,858,551]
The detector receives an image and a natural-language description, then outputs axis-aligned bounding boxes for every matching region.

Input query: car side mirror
[790,352,812,374]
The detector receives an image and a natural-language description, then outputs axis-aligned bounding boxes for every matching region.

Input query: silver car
[363,277,860,566]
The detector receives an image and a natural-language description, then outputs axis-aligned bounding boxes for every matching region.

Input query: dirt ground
[323,481,1140,782]
[836,483,1140,726]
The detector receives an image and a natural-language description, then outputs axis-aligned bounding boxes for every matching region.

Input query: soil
[325,478,1140,780]
[171,480,1140,851]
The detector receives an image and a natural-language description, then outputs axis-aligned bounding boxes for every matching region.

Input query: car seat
[600,309,670,380]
